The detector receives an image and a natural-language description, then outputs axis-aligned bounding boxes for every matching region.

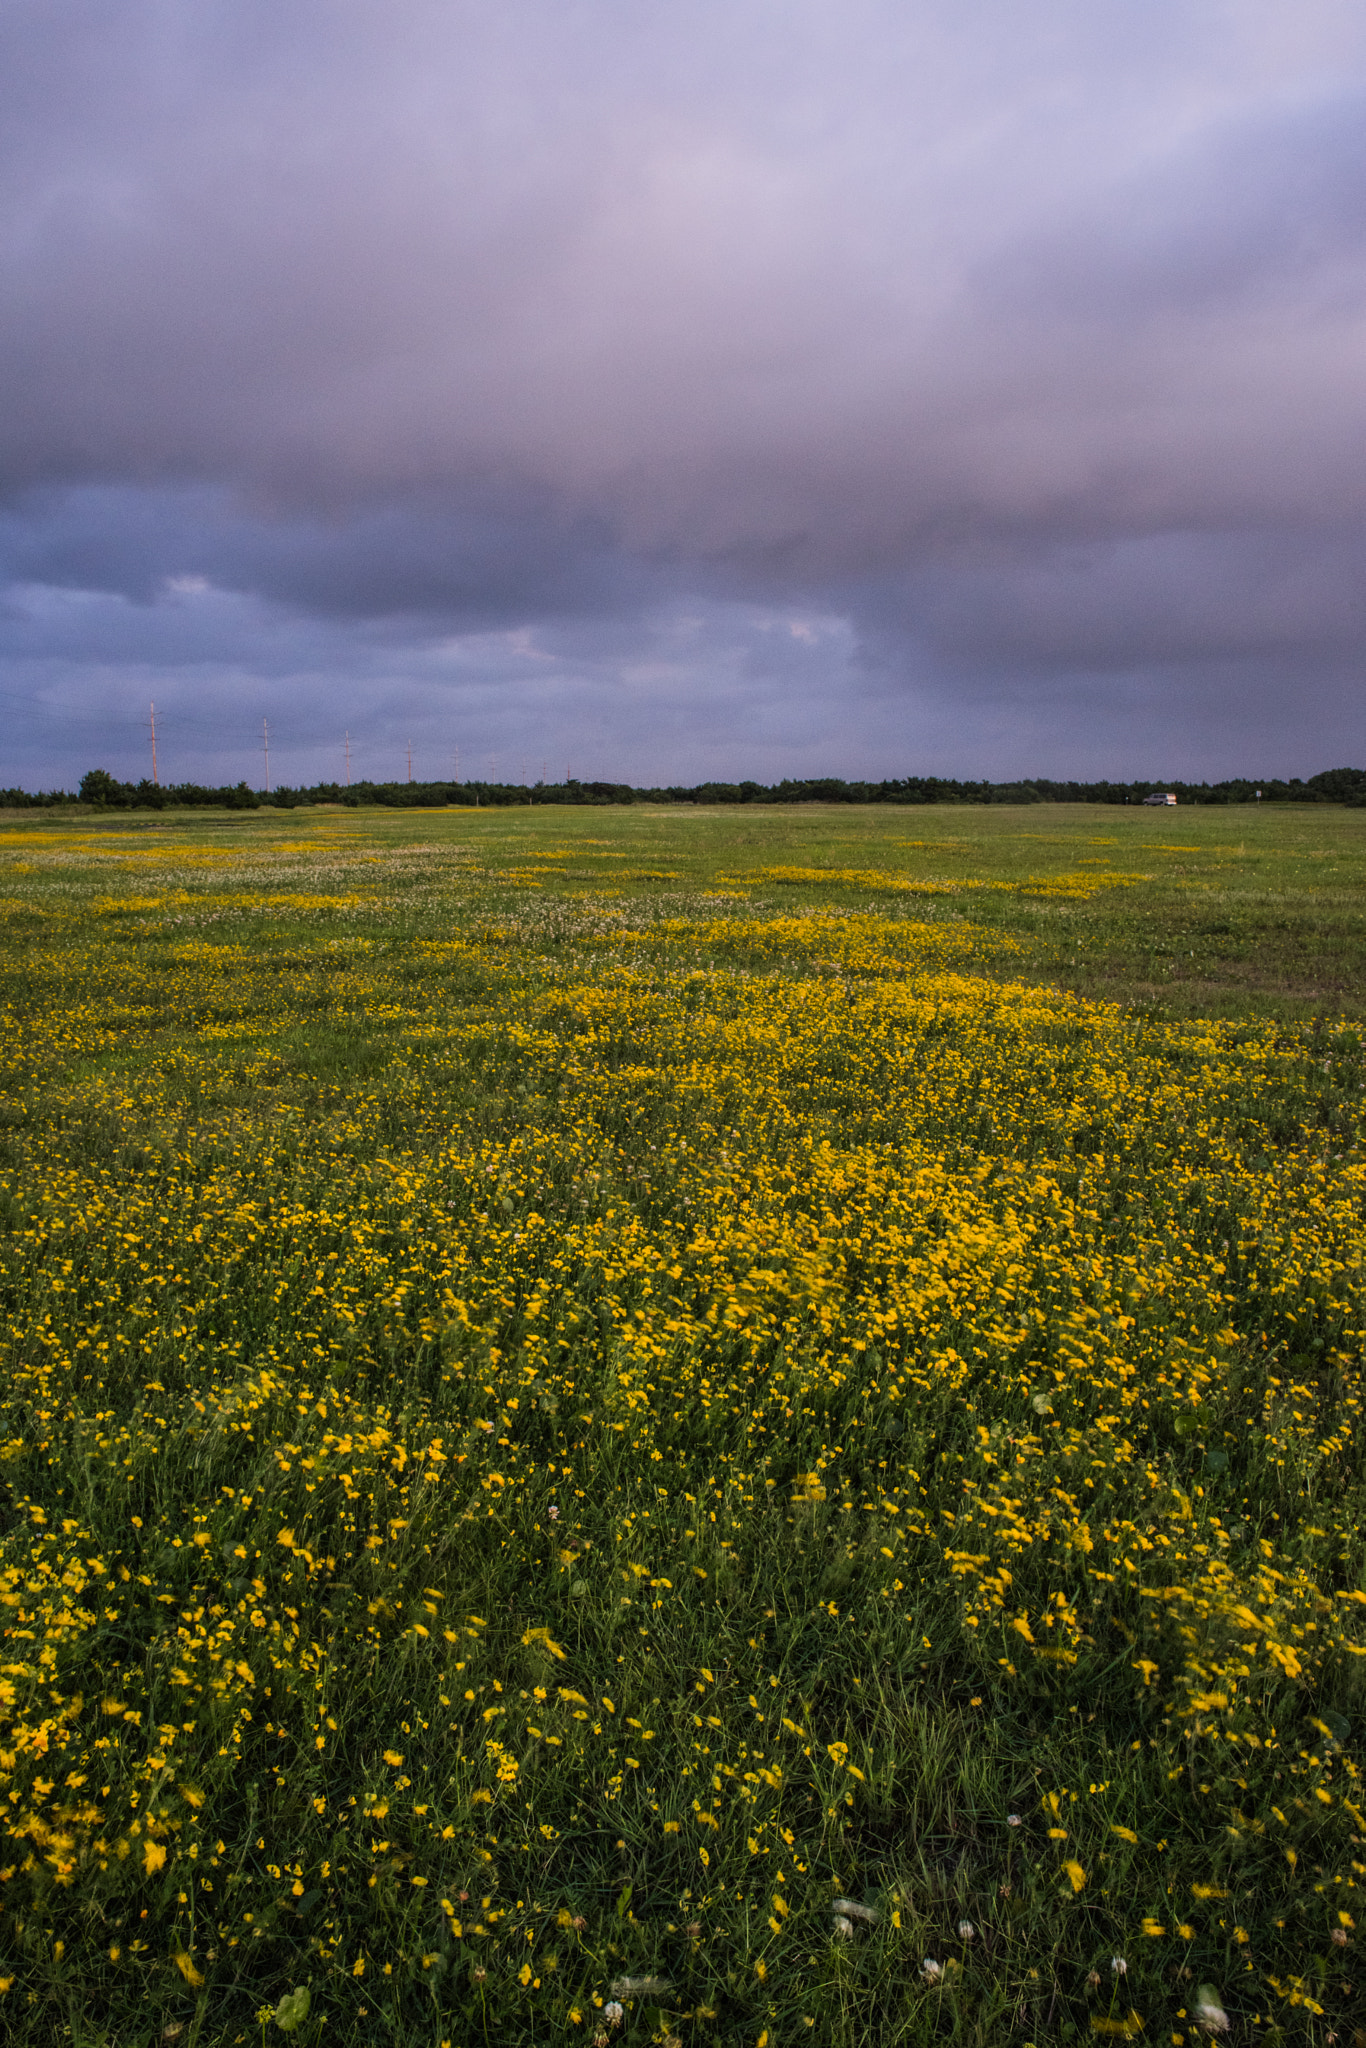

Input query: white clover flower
[1111,1956,1127,1977]
[958,1919,976,1942]
[603,2001,625,2026]
[1007,1814,1023,1827]
[921,1957,943,1984]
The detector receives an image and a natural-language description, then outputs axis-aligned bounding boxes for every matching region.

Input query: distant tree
[79,768,123,806]
[1308,766,1366,806]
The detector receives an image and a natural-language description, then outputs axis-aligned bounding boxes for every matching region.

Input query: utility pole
[344,731,351,788]
[149,701,159,787]
[407,740,413,785]
[452,747,460,784]
[262,718,270,795]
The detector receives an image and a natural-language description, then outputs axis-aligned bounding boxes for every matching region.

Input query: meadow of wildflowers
[0,804,1363,2045]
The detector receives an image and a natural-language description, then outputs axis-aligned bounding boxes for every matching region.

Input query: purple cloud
[3,0,1365,785]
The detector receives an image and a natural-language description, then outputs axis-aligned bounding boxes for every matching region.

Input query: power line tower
[344,731,351,788]
[407,740,413,785]
[149,701,159,787]
[262,718,270,795]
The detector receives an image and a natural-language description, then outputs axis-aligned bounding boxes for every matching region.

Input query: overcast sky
[3,0,1366,790]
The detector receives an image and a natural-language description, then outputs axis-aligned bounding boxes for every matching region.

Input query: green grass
[0,802,1362,2048]
[12,796,1366,1016]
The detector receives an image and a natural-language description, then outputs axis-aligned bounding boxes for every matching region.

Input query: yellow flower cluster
[0,816,1360,2042]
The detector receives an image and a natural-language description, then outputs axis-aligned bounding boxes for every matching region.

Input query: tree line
[0,764,1363,811]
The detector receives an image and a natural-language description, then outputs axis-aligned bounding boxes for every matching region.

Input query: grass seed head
[1193,1987,1230,2034]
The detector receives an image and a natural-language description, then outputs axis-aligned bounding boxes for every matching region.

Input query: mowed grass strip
[0,802,1362,2045]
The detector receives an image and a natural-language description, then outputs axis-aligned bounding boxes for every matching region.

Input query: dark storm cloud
[0,486,662,626]
[3,0,1366,785]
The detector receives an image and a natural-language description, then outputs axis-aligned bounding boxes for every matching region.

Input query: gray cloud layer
[3,1,1365,787]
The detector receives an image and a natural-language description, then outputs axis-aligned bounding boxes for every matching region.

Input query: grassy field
[0,799,1364,2047]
